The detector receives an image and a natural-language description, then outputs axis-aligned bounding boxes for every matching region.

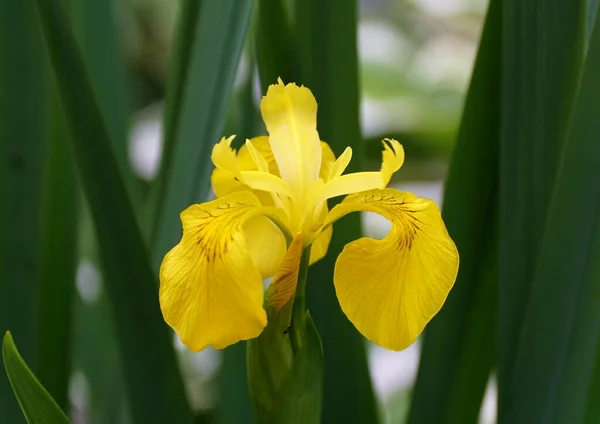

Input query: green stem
[290,245,312,353]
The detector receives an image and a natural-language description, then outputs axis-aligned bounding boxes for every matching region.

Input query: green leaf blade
[408,1,501,422]
[508,7,600,422]
[2,332,70,424]
[498,0,586,419]
[0,0,48,421]
[151,0,253,269]
[32,1,193,423]
[36,97,78,411]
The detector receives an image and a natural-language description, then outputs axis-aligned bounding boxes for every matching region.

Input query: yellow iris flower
[159,79,459,352]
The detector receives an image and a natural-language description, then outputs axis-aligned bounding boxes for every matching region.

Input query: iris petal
[324,188,458,351]
[260,79,322,196]
[321,139,404,200]
[159,191,289,351]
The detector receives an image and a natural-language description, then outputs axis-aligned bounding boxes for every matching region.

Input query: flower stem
[290,245,312,354]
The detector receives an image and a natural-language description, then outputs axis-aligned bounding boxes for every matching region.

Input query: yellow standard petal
[325,188,459,351]
[159,191,289,351]
[260,79,322,196]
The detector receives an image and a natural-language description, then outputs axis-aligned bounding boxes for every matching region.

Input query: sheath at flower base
[159,79,459,353]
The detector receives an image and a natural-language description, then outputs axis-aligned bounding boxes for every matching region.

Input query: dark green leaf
[32,1,193,422]
[150,0,253,269]
[255,0,298,89]
[498,0,586,418]
[68,0,135,418]
[37,96,78,411]
[0,0,48,421]
[507,7,600,422]
[408,1,501,422]
[2,332,70,424]
[70,0,137,200]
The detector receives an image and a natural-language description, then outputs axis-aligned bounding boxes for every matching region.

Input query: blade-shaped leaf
[256,0,298,89]
[70,0,137,200]
[408,1,501,422]
[508,7,600,422]
[32,1,193,423]
[295,1,379,422]
[498,0,586,418]
[2,332,70,424]
[0,0,48,421]
[68,0,135,418]
[150,0,252,269]
[37,97,78,411]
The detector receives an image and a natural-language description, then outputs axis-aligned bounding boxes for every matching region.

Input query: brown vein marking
[356,192,420,251]
[193,201,249,262]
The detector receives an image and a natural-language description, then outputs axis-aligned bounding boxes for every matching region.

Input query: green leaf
[507,6,600,422]
[498,0,586,418]
[150,0,253,269]
[2,332,70,424]
[37,96,78,411]
[68,0,135,418]
[408,1,501,423]
[255,0,298,89]
[144,0,203,238]
[32,1,193,423]
[295,1,379,422]
[70,0,137,200]
[0,0,48,421]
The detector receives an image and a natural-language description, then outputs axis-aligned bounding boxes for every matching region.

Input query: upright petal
[159,192,289,351]
[260,79,322,195]
[324,188,458,351]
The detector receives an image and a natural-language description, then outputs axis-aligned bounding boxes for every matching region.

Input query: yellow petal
[243,215,287,278]
[320,141,336,180]
[321,139,405,200]
[310,224,332,264]
[159,192,289,351]
[308,200,333,264]
[327,147,352,181]
[266,233,304,312]
[325,188,458,351]
[211,136,294,198]
[260,79,322,196]
[212,137,336,199]
[210,136,274,207]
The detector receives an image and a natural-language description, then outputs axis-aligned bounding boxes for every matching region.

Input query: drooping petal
[159,191,290,351]
[260,79,322,196]
[320,139,405,200]
[243,215,287,278]
[324,188,458,351]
